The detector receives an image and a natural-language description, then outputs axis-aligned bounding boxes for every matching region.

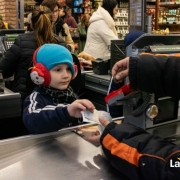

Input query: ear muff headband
[30,47,77,85]
[32,47,41,65]
[30,47,51,86]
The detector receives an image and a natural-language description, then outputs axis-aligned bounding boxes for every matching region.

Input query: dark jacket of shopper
[0,32,66,102]
[100,53,180,180]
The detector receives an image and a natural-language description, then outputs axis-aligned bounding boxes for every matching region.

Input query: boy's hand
[112,57,129,83]
[67,99,95,118]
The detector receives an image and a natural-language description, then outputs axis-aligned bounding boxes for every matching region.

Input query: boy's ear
[72,64,78,80]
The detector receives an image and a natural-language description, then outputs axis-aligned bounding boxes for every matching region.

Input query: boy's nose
[62,70,69,77]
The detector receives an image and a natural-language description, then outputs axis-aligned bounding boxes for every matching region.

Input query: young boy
[23,44,95,134]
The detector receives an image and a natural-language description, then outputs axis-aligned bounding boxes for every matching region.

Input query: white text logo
[170,158,180,167]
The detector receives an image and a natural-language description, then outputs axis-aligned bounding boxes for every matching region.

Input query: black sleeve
[129,54,180,98]
[100,122,180,180]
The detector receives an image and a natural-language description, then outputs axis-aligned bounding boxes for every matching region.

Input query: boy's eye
[67,67,71,71]
[55,68,61,71]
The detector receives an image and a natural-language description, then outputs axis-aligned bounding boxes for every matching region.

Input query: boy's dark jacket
[23,87,78,134]
[101,53,180,180]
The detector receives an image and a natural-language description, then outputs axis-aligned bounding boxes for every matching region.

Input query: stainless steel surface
[0,87,21,118]
[147,121,180,139]
[0,130,128,180]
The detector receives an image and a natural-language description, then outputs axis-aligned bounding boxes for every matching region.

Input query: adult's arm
[63,23,75,52]
[129,53,180,98]
[100,122,180,180]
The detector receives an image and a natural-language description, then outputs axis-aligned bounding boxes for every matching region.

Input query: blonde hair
[81,14,90,26]
[31,6,58,46]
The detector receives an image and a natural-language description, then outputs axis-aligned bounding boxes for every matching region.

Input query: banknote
[81,109,112,132]
[81,109,100,124]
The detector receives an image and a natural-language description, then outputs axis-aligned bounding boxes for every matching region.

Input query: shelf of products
[24,0,36,14]
[93,0,103,11]
[24,0,36,25]
[115,6,128,40]
[157,1,180,34]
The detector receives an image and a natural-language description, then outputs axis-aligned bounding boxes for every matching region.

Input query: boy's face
[49,64,72,90]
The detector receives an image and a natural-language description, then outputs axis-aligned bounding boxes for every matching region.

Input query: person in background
[57,0,66,7]
[83,0,119,58]
[77,14,90,53]
[42,0,75,52]
[64,7,78,28]
[58,4,66,20]
[23,44,95,134]
[24,5,39,32]
[0,7,66,103]
[85,53,180,179]
[0,15,13,29]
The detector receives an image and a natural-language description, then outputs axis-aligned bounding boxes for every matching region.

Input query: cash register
[0,30,25,138]
[0,29,25,53]
[105,34,180,142]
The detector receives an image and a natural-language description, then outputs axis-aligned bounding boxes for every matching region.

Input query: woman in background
[77,14,90,53]
[42,0,75,52]
[0,7,66,103]
[83,0,119,58]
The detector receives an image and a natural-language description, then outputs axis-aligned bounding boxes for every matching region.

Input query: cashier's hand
[112,57,130,83]
[84,117,110,146]
[67,99,95,118]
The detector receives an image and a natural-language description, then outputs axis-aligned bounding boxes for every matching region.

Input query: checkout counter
[83,34,180,142]
[0,30,128,180]
[0,123,129,180]
[1,33,180,179]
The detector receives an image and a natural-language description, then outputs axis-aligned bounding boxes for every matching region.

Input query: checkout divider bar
[0,117,123,159]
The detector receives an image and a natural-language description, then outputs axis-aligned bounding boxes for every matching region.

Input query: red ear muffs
[30,47,51,86]
[30,63,51,85]
[72,64,78,80]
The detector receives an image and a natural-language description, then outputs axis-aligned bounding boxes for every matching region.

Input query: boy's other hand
[67,99,95,118]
